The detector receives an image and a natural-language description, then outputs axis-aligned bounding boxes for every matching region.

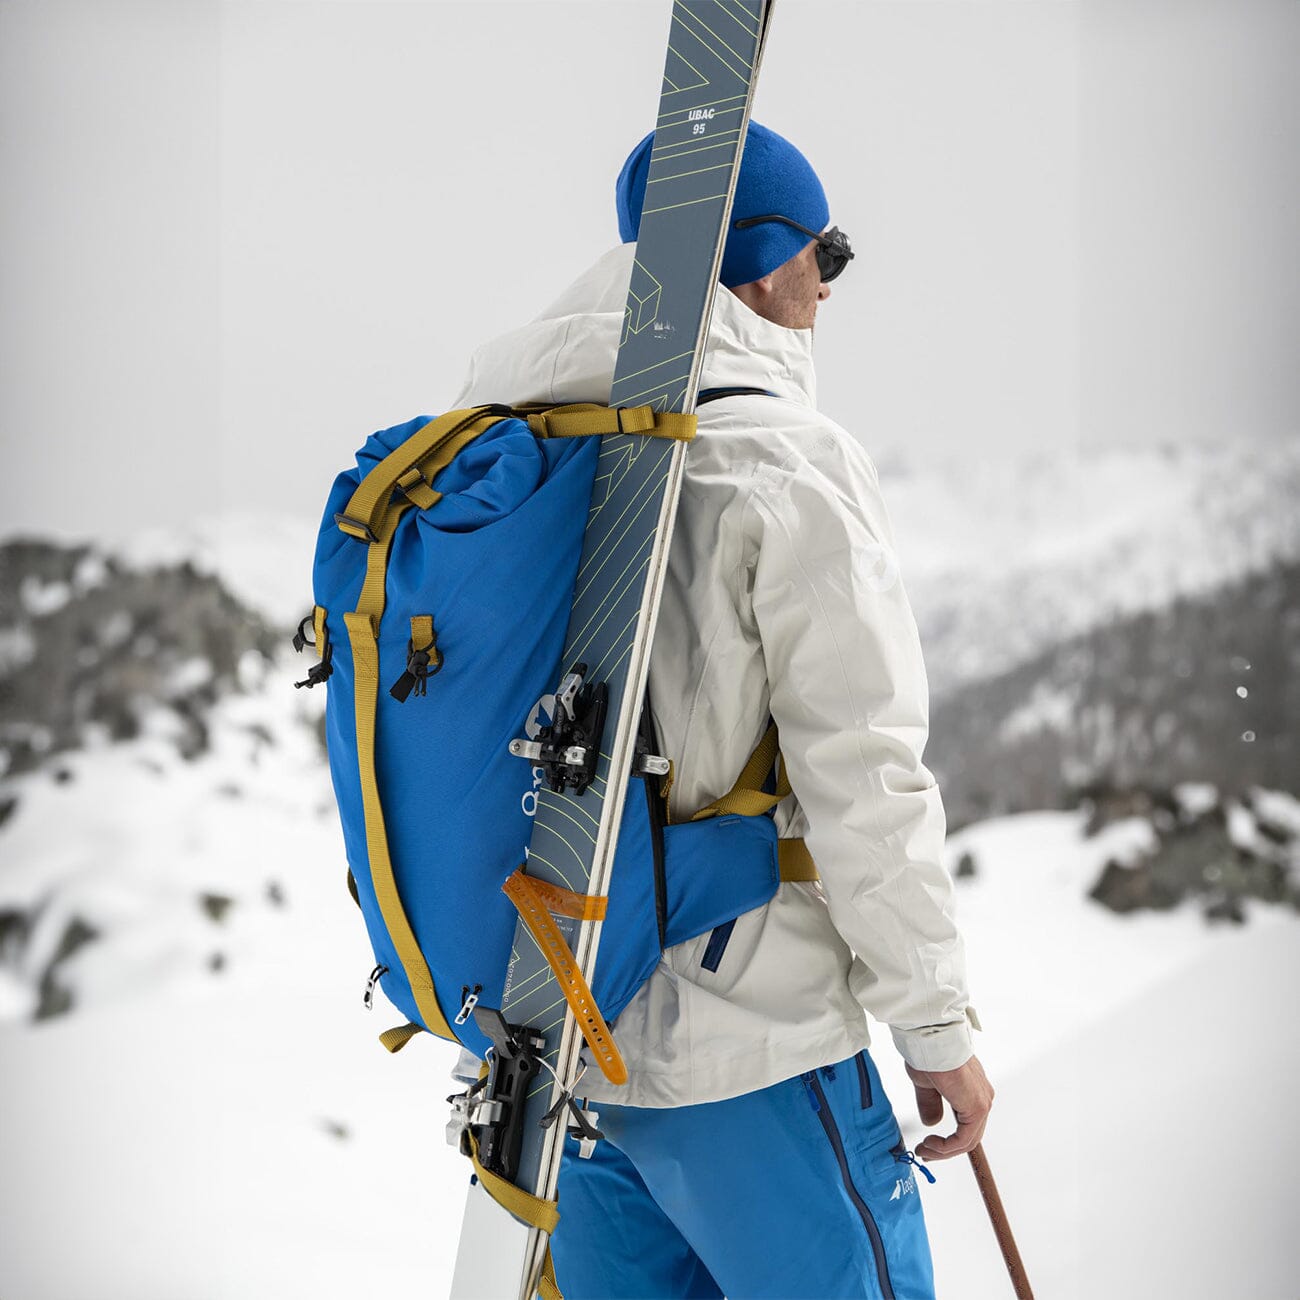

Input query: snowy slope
[1,770,1296,1297]
[2,433,1297,1297]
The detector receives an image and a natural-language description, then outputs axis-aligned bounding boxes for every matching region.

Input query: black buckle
[333,513,380,544]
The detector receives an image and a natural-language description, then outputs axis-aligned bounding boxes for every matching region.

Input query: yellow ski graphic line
[712,0,760,37]
[646,160,735,186]
[676,5,752,79]
[570,556,653,666]
[640,190,730,218]
[573,450,663,590]
[611,343,695,387]
[589,608,643,683]
[570,482,662,621]
[524,849,577,893]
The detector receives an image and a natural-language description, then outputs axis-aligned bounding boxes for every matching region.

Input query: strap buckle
[333,512,380,544]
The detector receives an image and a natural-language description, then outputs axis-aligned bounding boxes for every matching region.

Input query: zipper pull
[894,1145,937,1184]
[821,1063,838,1083]
[800,1072,821,1113]
[454,984,482,1026]
[389,621,442,702]
[363,964,389,1010]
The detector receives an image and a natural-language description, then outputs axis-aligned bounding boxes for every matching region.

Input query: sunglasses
[732,214,855,283]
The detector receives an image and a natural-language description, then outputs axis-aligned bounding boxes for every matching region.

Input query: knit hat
[614,121,830,289]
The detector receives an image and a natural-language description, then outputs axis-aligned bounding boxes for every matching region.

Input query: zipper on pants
[802,1071,896,1300]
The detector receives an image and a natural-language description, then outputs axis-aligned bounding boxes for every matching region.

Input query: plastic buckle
[333,513,380,544]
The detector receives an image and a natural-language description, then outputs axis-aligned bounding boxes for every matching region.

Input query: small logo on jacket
[890,1172,917,1201]
[862,541,900,593]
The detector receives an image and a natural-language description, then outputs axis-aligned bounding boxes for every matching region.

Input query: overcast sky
[1,0,1295,541]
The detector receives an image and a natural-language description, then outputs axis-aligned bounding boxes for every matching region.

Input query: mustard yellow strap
[659,759,676,823]
[337,407,505,542]
[537,1247,562,1300]
[525,403,696,443]
[502,868,627,1086]
[778,838,821,882]
[689,722,792,821]
[379,1022,424,1053]
[311,604,328,650]
[344,603,457,1044]
[464,1129,560,1236]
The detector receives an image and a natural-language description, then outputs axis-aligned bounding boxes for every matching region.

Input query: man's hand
[905,1054,994,1161]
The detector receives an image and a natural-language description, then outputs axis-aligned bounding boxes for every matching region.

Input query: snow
[112,513,321,628]
[18,575,72,617]
[1,732,1296,1296]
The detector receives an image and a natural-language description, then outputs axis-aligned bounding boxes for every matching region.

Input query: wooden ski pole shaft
[967,1143,1034,1299]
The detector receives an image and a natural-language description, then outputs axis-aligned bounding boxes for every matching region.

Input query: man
[455,122,993,1300]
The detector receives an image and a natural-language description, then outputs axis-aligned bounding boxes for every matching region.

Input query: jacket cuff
[890,1006,980,1072]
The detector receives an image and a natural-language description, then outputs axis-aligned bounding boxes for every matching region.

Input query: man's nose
[818,282,832,302]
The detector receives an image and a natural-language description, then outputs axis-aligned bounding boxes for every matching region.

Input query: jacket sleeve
[746,430,977,1073]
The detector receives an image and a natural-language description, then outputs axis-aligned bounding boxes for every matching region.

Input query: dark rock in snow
[199,893,235,924]
[35,915,101,1020]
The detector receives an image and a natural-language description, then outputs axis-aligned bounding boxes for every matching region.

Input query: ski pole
[967,1143,1034,1299]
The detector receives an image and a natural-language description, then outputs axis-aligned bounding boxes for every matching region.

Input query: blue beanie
[615,121,830,289]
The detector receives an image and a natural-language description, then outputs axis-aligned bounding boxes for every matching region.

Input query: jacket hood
[455,243,817,411]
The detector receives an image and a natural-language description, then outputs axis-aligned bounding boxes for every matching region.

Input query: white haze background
[1,2,1297,1298]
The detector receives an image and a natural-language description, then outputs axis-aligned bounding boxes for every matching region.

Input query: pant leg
[552,1125,725,1300]
[586,1048,936,1300]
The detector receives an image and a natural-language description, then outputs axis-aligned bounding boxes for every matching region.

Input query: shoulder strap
[688,722,820,882]
[697,386,777,405]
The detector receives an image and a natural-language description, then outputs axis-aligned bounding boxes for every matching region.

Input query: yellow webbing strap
[342,509,457,1044]
[336,407,504,543]
[408,417,502,509]
[465,1129,559,1234]
[502,869,628,1086]
[688,722,791,821]
[379,1022,424,1053]
[778,838,820,882]
[408,613,441,670]
[312,604,329,650]
[525,403,696,443]
[462,1130,564,1300]
[685,726,821,881]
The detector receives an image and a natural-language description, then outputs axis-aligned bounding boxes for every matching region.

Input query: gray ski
[449,3,773,1297]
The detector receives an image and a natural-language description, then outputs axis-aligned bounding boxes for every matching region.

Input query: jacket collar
[463,243,818,410]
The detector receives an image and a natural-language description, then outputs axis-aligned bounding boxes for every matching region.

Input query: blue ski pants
[551,1048,935,1300]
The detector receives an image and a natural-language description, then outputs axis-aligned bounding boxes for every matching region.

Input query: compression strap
[502,868,627,1086]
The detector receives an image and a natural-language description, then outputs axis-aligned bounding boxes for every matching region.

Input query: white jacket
[456,244,978,1107]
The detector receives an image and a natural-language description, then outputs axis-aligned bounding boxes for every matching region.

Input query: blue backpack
[297,400,817,1072]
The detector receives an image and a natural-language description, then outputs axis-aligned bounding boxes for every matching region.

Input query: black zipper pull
[363,964,389,1010]
[389,622,443,702]
[294,643,334,689]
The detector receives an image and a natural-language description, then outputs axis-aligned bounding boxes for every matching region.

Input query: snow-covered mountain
[886,435,1300,697]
